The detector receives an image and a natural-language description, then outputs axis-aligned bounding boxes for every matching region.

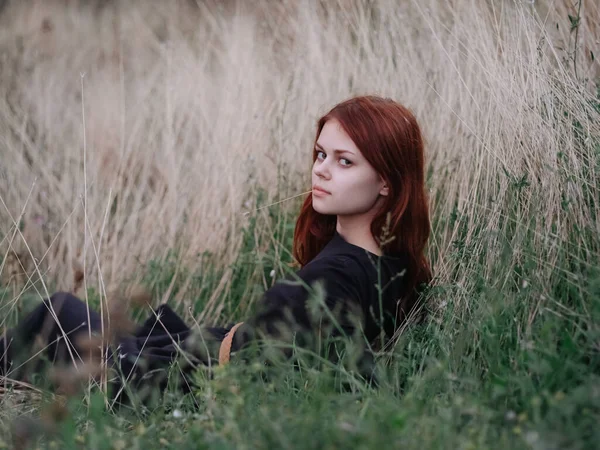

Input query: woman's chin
[312,204,331,215]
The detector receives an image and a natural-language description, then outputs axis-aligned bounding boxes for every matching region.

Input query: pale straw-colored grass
[0,0,598,322]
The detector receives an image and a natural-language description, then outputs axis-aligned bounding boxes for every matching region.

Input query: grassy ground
[1,203,599,449]
[1,0,600,448]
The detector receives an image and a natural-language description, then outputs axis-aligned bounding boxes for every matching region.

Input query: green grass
[1,188,599,449]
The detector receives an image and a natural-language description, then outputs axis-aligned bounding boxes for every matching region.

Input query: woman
[0,95,432,404]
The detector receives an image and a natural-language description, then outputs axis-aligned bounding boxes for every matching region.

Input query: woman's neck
[335,223,382,256]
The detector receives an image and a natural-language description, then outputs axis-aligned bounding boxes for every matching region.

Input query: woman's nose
[313,161,330,179]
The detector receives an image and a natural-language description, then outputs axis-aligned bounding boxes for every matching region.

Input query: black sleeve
[243,256,368,345]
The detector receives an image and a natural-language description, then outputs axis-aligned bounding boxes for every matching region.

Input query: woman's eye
[315,150,352,167]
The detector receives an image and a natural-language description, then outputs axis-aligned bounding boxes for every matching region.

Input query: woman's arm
[229,256,369,359]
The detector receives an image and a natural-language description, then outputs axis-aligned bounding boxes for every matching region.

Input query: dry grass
[0,0,598,322]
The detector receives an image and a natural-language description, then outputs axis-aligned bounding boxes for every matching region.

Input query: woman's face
[311,118,388,218]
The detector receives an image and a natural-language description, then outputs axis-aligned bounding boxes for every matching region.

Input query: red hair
[293,95,433,319]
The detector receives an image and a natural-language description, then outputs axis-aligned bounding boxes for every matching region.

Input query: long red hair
[293,95,432,317]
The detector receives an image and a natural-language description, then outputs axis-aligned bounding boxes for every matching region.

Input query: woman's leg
[1,292,103,378]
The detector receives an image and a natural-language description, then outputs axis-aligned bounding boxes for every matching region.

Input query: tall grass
[0,0,599,448]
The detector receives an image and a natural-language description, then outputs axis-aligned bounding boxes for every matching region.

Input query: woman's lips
[312,186,331,196]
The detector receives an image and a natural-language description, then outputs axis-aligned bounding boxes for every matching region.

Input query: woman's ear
[379,183,389,197]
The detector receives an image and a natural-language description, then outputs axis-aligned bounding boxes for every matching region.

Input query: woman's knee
[47,292,84,310]
[44,292,102,332]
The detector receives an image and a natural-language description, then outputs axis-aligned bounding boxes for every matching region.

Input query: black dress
[0,231,412,403]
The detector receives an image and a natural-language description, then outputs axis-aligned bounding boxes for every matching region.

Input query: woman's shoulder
[295,249,372,290]
[299,242,410,299]
[286,232,409,288]
[305,232,374,267]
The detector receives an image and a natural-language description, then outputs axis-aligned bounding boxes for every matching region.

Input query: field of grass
[1,0,599,448]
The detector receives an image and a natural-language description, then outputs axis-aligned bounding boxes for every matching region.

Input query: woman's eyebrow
[314,142,355,156]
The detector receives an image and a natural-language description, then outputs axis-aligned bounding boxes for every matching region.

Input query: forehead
[317,119,362,156]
